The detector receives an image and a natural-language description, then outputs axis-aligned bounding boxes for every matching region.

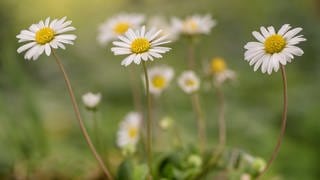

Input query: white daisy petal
[56,26,76,34]
[285,46,304,56]
[261,55,271,73]
[175,14,216,35]
[111,26,171,66]
[283,27,303,40]
[252,31,265,42]
[116,112,142,150]
[44,44,51,56]
[245,24,305,74]
[55,34,77,40]
[17,42,36,53]
[178,71,200,94]
[260,26,270,38]
[16,17,76,60]
[113,41,130,48]
[267,26,276,34]
[277,24,291,35]
[244,42,264,49]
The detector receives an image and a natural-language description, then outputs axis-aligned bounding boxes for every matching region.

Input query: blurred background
[0,0,319,179]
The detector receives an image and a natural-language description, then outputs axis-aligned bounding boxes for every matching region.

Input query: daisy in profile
[82,92,102,111]
[147,16,179,42]
[144,65,174,96]
[244,24,306,74]
[178,71,200,94]
[172,14,216,36]
[209,57,236,85]
[117,112,142,153]
[111,26,171,66]
[98,13,145,45]
[16,17,76,60]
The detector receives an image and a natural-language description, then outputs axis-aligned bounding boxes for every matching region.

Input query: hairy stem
[187,38,195,69]
[142,61,153,176]
[216,85,226,147]
[191,93,206,152]
[128,67,143,112]
[52,50,113,180]
[257,65,288,179]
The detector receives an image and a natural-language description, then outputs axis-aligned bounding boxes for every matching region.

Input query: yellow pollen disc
[211,58,227,74]
[128,127,138,139]
[264,35,286,54]
[152,75,166,88]
[113,22,130,35]
[131,38,150,53]
[35,27,55,45]
[184,19,198,31]
[185,79,195,86]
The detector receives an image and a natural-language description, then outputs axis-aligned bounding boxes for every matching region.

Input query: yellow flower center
[131,38,150,53]
[264,35,286,54]
[211,58,227,74]
[152,75,166,89]
[113,22,130,35]
[128,127,138,139]
[185,79,195,86]
[35,27,55,45]
[184,19,198,31]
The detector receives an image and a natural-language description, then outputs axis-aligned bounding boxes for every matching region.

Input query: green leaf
[132,164,149,180]
[117,159,133,180]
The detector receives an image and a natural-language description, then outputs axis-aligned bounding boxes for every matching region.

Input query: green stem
[187,38,195,69]
[257,65,288,179]
[128,67,143,112]
[191,93,206,152]
[52,50,113,180]
[92,111,100,154]
[216,85,226,147]
[142,61,153,176]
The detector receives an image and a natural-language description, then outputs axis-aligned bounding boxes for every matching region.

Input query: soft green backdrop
[0,0,319,179]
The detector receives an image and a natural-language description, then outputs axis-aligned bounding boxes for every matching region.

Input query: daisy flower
[97,13,145,45]
[117,112,142,150]
[147,16,179,41]
[210,57,236,85]
[244,24,306,74]
[172,14,216,36]
[16,17,76,60]
[178,70,200,94]
[111,26,171,66]
[82,92,102,110]
[144,65,174,96]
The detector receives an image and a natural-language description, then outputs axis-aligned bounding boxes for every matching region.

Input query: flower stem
[216,85,226,147]
[128,67,143,112]
[142,61,153,176]
[191,93,206,152]
[92,111,100,154]
[257,65,288,179]
[52,50,113,180]
[187,38,195,69]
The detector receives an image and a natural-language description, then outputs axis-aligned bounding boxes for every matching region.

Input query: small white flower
[97,13,145,45]
[16,17,76,60]
[145,65,174,96]
[178,71,200,94]
[147,16,179,42]
[111,26,171,66]
[82,92,102,110]
[172,14,216,35]
[117,112,142,149]
[244,24,306,74]
[159,116,173,130]
[209,57,236,85]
